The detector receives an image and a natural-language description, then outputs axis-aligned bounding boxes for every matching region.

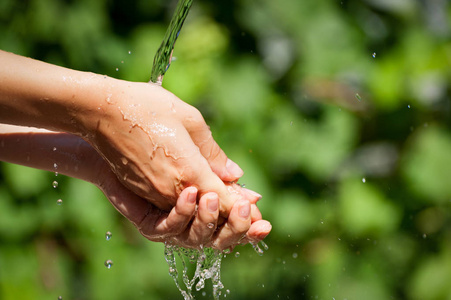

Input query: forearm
[0,50,111,135]
[0,124,105,185]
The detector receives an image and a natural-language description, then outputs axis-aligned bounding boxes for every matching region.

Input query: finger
[242,188,262,204]
[183,111,243,182]
[239,220,272,245]
[251,204,262,222]
[152,186,198,236]
[177,152,241,217]
[210,200,251,250]
[182,192,219,248]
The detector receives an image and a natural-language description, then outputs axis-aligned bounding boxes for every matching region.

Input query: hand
[0,51,245,216]
[0,126,271,249]
[102,180,271,250]
[84,79,247,215]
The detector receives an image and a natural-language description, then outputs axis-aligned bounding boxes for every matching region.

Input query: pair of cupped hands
[89,80,271,250]
[0,50,269,250]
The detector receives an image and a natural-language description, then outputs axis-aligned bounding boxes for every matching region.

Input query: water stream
[149,2,268,298]
[150,0,193,85]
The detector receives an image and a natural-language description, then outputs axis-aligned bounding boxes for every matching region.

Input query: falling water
[149,0,193,85]
[164,243,224,300]
[149,1,269,299]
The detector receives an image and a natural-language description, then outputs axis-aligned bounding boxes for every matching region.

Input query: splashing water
[164,244,224,300]
[164,241,269,299]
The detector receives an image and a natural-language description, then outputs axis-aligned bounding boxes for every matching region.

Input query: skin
[0,127,271,250]
[0,50,256,217]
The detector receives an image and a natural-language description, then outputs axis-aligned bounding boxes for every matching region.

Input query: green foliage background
[1,0,451,299]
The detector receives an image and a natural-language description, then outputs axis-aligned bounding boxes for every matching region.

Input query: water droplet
[423,233,427,239]
[105,231,112,241]
[54,172,58,177]
[52,181,58,188]
[121,60,124,64]
[292,253,298,259]
[56,199,63,205]
[239,183,246,188]
[58,296,62,300]
[362,178,366,183]
[234,252,240,258]
[372,52,376,58]
[252,244,264,256]
[202,291,206,297]
[407,104,411,108]
[128,50,132,54]
[104,259,113,269]
[53,147,57,151]
[355,93,362,101]
[53,163,58,169]
[260,240,269,251]
[115,68,119,71]
[207,223,215,229]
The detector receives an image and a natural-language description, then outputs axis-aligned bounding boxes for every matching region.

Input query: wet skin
[0,126,271,250]
[0,50,260,220]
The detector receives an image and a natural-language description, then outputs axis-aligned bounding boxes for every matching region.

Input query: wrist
[0,51,115,137]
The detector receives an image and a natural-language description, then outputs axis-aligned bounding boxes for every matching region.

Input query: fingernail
[238,201,250,219]
[187,188,197,204]
[207,195,218,212]
[226,159,244,178]
[244,188,262,201]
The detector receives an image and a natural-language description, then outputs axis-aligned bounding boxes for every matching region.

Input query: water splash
[164,243,224,300]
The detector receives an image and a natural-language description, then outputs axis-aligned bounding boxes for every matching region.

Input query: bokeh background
[1,0,451,299]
